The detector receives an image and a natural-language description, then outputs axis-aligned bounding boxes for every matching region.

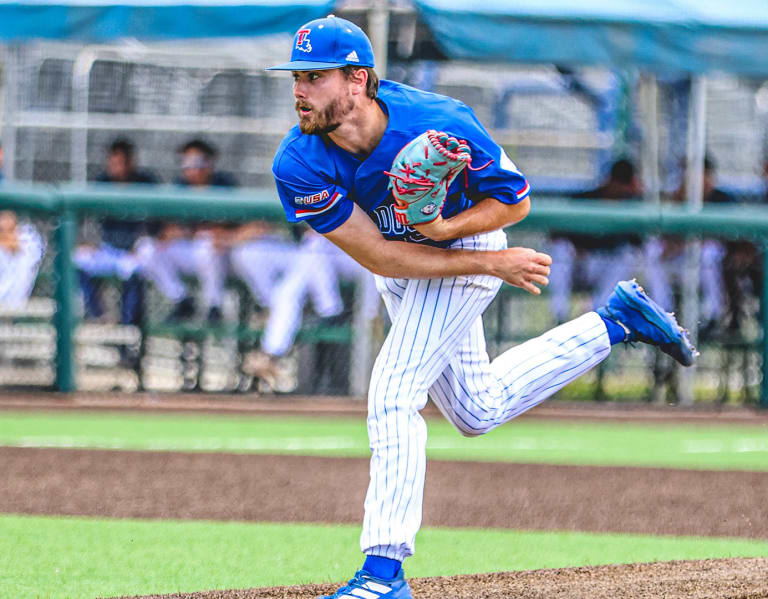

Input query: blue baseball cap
[266,15,375,71]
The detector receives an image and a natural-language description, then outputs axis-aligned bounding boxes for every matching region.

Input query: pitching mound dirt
[107,557,768,598]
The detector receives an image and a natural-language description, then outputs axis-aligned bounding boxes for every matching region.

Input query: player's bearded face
[295,90,354,135]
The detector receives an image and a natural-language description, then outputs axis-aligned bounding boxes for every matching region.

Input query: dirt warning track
[3,447,768,539]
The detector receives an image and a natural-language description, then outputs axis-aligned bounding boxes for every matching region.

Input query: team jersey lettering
[295,29,312,53]
[372,204,432,244]
[373,204,408,236]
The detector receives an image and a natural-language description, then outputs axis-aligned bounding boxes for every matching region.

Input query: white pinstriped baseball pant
[361,229,612,562]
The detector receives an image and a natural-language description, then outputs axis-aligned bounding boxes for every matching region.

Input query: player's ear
[346,67,368,96]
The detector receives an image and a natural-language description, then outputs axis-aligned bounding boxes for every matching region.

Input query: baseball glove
[384,130,472,226]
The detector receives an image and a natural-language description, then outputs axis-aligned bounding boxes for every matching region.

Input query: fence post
[762,245,768,408]
[54,206,77,392]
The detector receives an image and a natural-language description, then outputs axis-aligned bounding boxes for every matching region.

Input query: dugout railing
[0,183,766,406]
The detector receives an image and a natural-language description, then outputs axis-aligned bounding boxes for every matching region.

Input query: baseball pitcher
[268,16,696,599]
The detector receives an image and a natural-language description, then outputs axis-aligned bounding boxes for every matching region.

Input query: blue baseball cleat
[318,569,413,599]
[597,279,697,366]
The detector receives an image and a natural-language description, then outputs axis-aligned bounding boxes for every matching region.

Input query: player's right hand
[493,247,551,295]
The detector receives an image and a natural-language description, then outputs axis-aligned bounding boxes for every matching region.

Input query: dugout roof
[0,0,333,41]
[415,0,768,76]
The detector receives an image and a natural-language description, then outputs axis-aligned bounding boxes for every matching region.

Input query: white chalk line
[1,435,767,454]
[1,436,360,452]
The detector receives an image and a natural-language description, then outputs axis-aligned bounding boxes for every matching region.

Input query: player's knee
[457,427,483,438]
[452,420,492,438]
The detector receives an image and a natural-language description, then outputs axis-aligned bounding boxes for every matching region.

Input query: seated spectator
[228,221,298,309]
[721,236,762,335]
[239,229,379,391]
[714,158,767,335]
[136,138,236,323]
[644,156,732,336]
[173,139,237,188]
[0,211,45,307]
[548,158,643,323]
[75,138,157,327]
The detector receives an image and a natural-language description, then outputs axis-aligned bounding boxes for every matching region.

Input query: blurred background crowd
[1,134,765,400]
[1,0,767,403]
[0,132,381,395]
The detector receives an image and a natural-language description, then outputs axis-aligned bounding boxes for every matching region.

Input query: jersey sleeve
[447,103,531,205]
[272,140,354,234]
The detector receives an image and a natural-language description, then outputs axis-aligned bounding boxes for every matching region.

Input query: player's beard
[296,94,354,135]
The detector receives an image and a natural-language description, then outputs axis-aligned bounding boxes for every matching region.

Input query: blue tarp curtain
[0,0,333,41]
[414,0,768,75]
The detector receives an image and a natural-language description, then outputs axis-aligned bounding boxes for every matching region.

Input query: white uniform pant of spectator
[643,238,725,323]
[0,224,45,307]
[229,237,297,307]
[548,239,637,323]
[260,233,379,357]
[74,243,139,280]
[136,235,224,309]
[361,229,611,562]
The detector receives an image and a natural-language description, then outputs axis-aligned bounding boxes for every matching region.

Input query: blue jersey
[272,80,530,247]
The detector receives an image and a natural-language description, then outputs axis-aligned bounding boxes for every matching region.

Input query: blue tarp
[414,0,768,75]
[0,0,333,41]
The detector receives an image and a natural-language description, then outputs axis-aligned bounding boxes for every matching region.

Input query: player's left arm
[413,196,530,242]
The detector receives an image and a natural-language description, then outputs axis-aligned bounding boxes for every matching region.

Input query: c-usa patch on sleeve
[295,189,329,205]
[294,188,343,218]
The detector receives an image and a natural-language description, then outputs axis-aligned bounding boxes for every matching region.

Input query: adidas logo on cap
[346,50,359,62]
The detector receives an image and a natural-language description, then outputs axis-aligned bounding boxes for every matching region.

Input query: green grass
[2,514,767,599]
[1,410,767,470]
